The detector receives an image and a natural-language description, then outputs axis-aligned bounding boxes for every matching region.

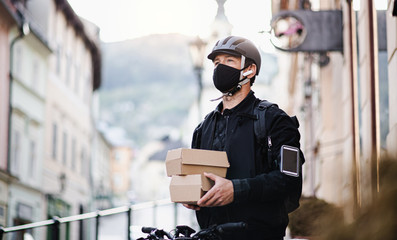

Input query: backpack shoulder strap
[253,100,277,145]
[192,110,215,149]
[254,100,279,172]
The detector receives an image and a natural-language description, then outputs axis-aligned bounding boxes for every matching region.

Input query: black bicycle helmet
[207,36,261,75]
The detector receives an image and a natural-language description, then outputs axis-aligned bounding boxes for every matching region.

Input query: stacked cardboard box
[165,148,230,204]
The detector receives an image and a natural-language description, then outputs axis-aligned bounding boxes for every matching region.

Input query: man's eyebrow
[214,54,237,61]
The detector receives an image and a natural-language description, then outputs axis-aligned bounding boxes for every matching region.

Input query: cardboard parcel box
[169,174,214,204]
[165,148,229,177]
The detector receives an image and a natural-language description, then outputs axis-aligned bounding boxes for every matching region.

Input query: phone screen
[280,145,300,177]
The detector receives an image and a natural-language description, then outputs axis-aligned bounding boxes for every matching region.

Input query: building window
[46,195,71,240]
[84,74,91,104]
[62,132,67,165]
[75,64,80,94]
[71,138,76,170]
[15,46,22,74]
[114,151,122,162]
[378,52,389,149]
[29,140,36,178]
[81,148,85,175]
[52,123,57,160]
[11,130,21,175]
[32,60,39,91]
[377,10,389,150]
[56,45,62,75]
[66,54,72,86]
[113,173,122,189]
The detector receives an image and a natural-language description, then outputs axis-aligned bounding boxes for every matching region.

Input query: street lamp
[188,36,206,120]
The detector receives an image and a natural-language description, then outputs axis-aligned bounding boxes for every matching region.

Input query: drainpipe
[7,21,30,173]
[347,0,360,217]
[367,0,380,197]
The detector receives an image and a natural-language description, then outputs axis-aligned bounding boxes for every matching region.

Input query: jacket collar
[214,90,256,116]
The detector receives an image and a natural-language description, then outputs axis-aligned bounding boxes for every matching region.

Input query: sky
[67,0,390,44]
[67,0,273,44]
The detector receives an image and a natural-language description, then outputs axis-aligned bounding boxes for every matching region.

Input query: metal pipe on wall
[346,0,361,217]
[7,21,29,173]
[367,0,381,197]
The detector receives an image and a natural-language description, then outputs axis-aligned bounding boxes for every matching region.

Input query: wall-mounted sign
[270,10,343,52]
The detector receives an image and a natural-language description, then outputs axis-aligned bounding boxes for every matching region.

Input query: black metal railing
[0,199,176,240]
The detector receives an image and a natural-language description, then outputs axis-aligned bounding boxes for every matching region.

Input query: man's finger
[197,191,211,206]
[197,186,218,206]
[204,172,218,181]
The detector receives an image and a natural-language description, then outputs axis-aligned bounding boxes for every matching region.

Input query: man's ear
[247,64,257,78]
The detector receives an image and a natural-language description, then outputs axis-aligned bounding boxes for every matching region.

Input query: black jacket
[191,91,303,239]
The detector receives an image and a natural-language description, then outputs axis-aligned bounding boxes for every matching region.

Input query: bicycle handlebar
[139,222,247,240]
[215,222,247,234]
[140,226,173,239]
[142,227,157,234]
[192,222,247,239]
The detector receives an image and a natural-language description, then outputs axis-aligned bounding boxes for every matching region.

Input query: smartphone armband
[280,145,300,177]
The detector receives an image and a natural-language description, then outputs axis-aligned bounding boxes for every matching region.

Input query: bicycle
[137,222,247,240]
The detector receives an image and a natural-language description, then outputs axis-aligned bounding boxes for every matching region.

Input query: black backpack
[253,100,303,213]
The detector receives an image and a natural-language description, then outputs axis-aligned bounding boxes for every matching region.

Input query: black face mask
[212,64,247,93]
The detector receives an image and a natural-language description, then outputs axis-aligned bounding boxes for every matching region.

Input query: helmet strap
[225,77,250,96]
[239,55,246,80]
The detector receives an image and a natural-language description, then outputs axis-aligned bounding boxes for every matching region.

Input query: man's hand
[182,204,201,211]
[197,172,234,207]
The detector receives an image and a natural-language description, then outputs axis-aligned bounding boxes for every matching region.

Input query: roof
[54,0,101,90]
[148,136,186,161]
[2,0,101,90]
